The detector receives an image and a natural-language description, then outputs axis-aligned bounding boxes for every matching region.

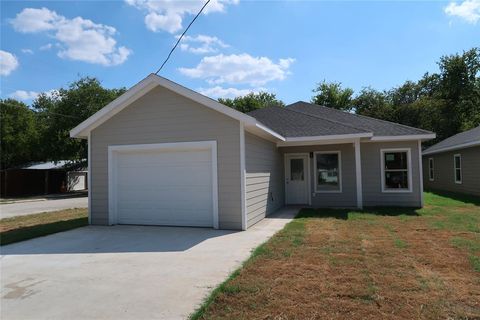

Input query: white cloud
[21,49,34,54]
[10,8,131,66]
[445,0,480,24]
[9,90,39,101]
[179,34,228,54]
[179,53,295,86]
[0,50,19,76]
[39,43,53,51]
[10,7,60,33]
[126,0,239,33]
[8,89,57,101]
[199,86,265,99]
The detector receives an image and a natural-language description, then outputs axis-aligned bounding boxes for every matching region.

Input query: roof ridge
[292,101,432,134]
[285,104,371,133]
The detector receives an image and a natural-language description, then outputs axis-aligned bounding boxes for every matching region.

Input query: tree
[219,92,284,113]
[311,81,354,111]
[351,47,480,144]
[33,77,126,162]
[0,99,40,169]
[353,87,393,120]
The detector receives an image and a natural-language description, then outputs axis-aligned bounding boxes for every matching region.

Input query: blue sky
[1,0,479,105]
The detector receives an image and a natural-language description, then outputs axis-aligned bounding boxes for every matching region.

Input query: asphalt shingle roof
[247,106,368,137]
[423,125,480,154]
[247,101,433,138]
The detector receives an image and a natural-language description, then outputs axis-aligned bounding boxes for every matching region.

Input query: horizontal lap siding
[361,141,421,207]
[279,144,357,208]
[91,86,242,229]
[245,132,284,227]
[423,146,480,196]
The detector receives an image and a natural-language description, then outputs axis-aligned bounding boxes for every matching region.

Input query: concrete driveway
[1,208,296,320]
[0,196,88,218]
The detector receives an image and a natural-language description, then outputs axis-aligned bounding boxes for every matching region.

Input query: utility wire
[1,101,81,119]
[154,0,211,75]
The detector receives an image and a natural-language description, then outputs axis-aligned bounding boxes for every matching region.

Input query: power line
[154,0,211,75]
[1,102,81,119]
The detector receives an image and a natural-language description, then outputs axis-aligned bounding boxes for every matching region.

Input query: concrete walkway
[0,196,88,218]
[0,207,297,320]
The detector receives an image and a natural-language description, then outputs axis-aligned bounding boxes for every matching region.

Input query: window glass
[455,168,461,182]
[383,151,409,190]
[429,158,434,180]
[316,153,340,191]
[290,158,304,181]
[384,152,407,170]
[454,155,462,183]
[385,171,409,189]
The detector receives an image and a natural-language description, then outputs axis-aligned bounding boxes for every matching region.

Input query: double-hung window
[454,154,462,184]
[381,149,412,192]
[428,158,434,181]
[315,151,341,192]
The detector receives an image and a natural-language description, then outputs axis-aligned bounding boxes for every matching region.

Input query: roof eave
[422,140,480,156]
[369,133,436,142]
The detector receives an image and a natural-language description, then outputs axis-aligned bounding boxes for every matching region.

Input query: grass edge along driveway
[0,208,88,245]
[190,191,480,320]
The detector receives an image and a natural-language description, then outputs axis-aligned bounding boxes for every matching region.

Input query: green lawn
[191,191,480,320]
[0,208,88,245]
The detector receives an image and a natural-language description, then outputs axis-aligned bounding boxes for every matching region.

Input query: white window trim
[380,148,412,193]
[314,151,342,193]
[454,153,462,184]
[428,157,434,181]
[107,141,219,229]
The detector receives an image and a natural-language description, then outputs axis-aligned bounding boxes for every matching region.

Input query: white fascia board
[70,76,157,139]
[422,140,480,156]
[277,132,372,147]
[254,122,285,141]
[70,73,258,139]
[370,134,436,142]
[285,132,373,142]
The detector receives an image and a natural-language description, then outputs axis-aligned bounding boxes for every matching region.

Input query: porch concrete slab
[0,207,298,320]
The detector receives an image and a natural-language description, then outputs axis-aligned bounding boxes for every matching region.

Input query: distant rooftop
[423,125,480,155]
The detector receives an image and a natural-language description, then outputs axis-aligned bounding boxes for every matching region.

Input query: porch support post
[354,139,363,209]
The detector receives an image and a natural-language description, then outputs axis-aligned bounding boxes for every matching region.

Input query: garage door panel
[117,150,211,165]
[113,146,214,227]
[117,167,211,187]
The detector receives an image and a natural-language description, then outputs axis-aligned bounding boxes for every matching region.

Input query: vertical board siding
[361,141,422,207]
[423,146,480,196]
[90,86,242,229]
[245,132,284,227]
[279,144,357,207]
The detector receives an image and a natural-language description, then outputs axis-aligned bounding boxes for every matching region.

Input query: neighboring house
[26,161,88,192]
[70,74,435,230]
[422,126,480,197]
[0,161,87,197]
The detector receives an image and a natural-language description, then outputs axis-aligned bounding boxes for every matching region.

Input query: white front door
[285,154,309,205]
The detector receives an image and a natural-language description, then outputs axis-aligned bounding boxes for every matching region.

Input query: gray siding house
[71,74,435,230]
[422,126,480,197]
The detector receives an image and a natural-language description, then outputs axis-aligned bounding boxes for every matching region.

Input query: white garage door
[111,142,216,227]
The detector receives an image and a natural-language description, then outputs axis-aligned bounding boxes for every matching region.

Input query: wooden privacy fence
[0,169,67,197]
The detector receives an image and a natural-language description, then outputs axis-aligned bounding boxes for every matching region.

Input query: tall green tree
[0,99,40,169]
[219,92,284,113]
[33,77,126,162]
[311,81,354,111]
[353,87,392,120]
[353,47,479,144]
